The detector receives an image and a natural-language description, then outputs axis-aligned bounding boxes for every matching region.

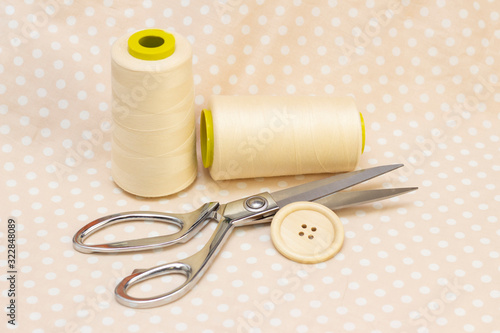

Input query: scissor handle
[114,192,280,308]
[73,202,220,253]
[115,215,234,308]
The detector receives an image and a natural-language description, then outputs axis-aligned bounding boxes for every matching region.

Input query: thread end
[128,29,175,61]
[201,109,214,168]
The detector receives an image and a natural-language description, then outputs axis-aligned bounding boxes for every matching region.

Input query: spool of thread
[200,95,365,181]
[111,29,196,197]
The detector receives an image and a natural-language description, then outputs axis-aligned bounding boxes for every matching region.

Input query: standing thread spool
[111,29,196,197]
[201,95,365,181]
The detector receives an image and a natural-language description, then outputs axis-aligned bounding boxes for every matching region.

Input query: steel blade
[253,187,417,225]
[314,187,418,210]
[271,164,404,207]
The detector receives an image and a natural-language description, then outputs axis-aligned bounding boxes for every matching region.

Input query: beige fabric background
[1,0,499,332]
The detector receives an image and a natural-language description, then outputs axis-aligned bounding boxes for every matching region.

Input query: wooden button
[271,202,344,264]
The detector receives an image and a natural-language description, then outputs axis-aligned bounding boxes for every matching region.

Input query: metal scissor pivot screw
[244,196,268,212]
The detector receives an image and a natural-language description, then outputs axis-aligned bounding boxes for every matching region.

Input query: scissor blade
[253,187,417,224]
[271,164,404,207]
[315,187,417,210]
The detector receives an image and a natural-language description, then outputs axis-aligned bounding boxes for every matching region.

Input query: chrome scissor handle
[114,192,279,308]
[72,202,220,253]
[115,218,234,308]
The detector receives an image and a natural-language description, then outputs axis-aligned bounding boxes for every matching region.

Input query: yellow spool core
[128,29,176,61]
[201,109,214,168]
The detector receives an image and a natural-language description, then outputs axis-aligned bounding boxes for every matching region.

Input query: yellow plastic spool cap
[360,112,365,154]
[200,109,214,168]
[128,29,176,61]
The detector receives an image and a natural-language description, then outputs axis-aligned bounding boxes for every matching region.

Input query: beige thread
[207,95,363,180]
[110,30,196,197]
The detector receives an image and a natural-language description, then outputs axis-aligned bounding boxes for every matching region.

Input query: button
[244,196,268,212]
[270,202,344,264]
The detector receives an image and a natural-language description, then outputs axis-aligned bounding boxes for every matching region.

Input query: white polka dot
[29,312,42,320]
[343,322,355,331]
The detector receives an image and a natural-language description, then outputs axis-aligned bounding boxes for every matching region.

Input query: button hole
[301,224,307,228]
[311,227,317,232]
[299,232,304,236]
[308,235,314,239]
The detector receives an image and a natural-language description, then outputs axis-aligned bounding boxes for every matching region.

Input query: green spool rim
[360,112,365,154]
[128,29,175,61]
[200,109,214,168]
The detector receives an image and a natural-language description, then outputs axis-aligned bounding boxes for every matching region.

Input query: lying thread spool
[111,29,196,197]
[201,95,365,181]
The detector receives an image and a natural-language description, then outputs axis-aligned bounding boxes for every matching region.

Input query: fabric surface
[1,1,499,332]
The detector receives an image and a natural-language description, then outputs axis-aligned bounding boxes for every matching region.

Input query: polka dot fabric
[1,1,499,332]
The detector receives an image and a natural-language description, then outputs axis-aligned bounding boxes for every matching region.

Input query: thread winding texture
[111,30,196,197]
[206,95,363,181]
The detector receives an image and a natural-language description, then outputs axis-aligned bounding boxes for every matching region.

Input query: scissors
[73,164,416,308]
